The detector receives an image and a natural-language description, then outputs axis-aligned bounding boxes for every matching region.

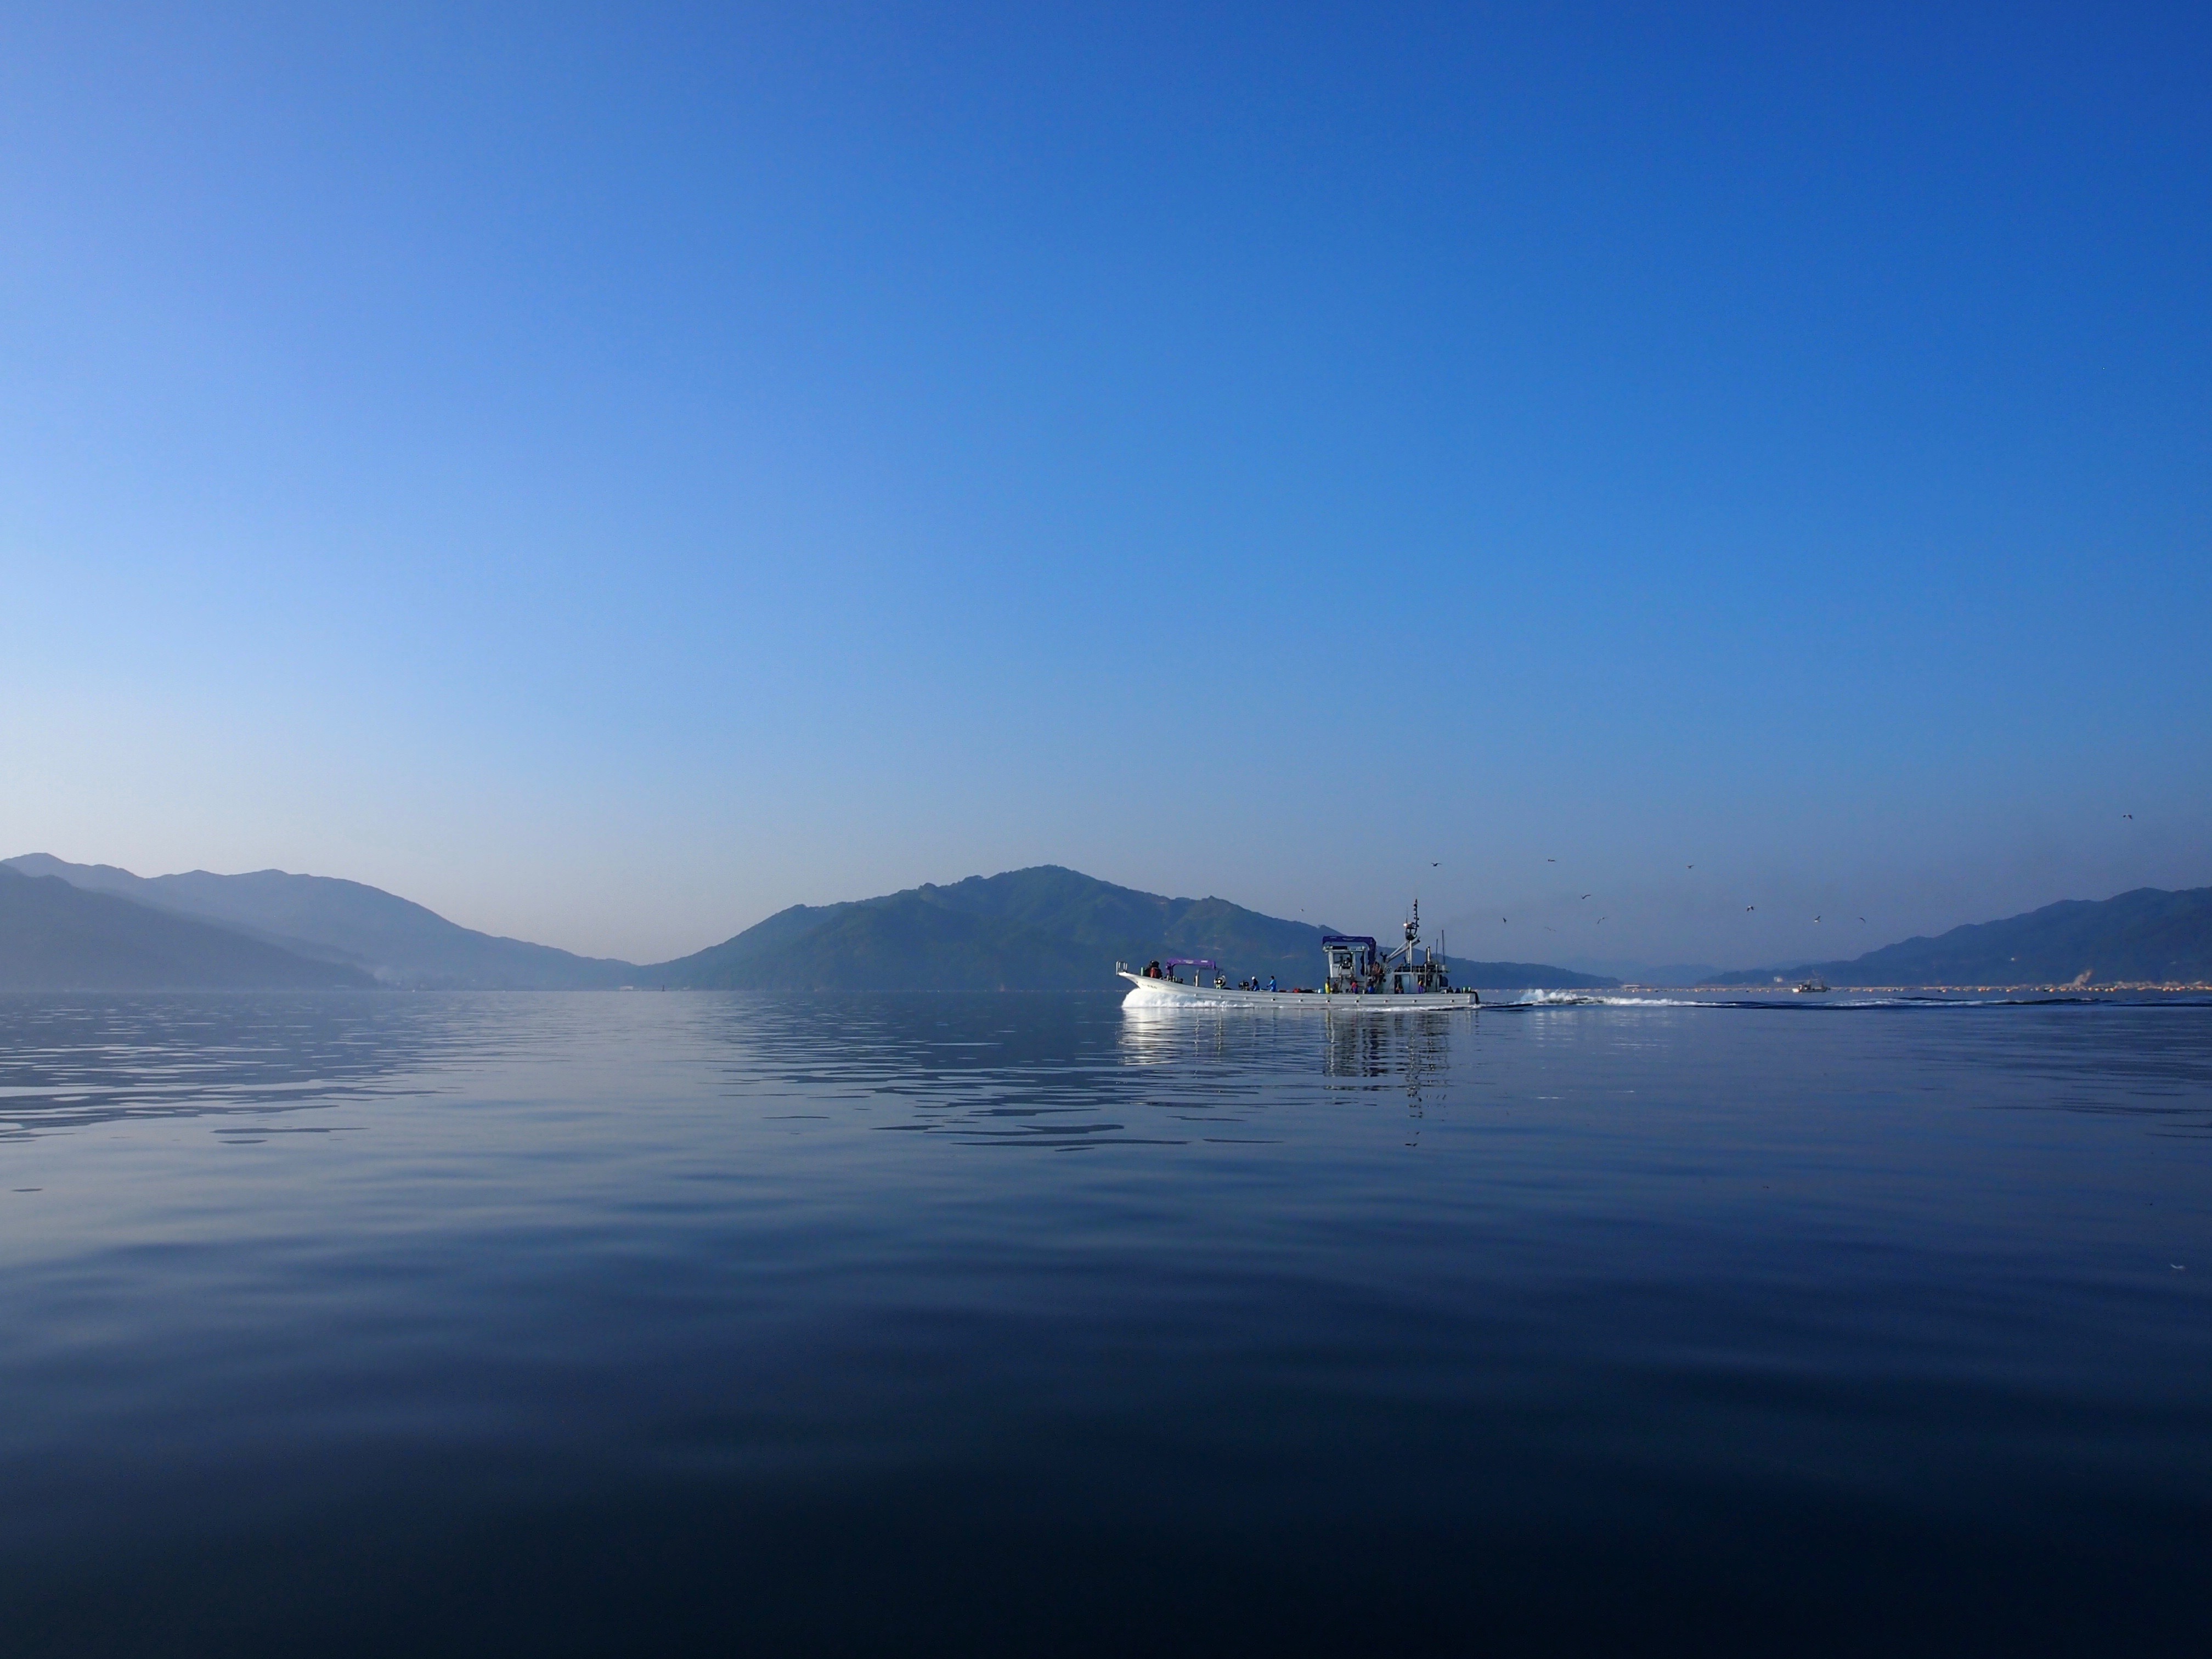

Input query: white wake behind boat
[1118,901,1479,1011]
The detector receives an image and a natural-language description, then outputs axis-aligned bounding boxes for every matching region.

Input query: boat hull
[1118,972,1478,1010]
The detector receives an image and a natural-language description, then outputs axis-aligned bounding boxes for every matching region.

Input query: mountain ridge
[3,854,633,988]
[636,865,1620,990]
[1709,885,2212,986]
[0,865,375,990]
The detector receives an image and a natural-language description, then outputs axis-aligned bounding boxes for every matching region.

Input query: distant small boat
[1120,901,1479,1011]
[1793,976,1830,994]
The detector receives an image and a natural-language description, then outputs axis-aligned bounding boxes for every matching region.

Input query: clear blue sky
[3,2,2207,969]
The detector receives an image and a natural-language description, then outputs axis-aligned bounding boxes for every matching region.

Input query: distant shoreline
[1671,981,2212,994]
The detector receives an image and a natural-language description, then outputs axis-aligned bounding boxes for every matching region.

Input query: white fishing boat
[1118,902,1479,1010]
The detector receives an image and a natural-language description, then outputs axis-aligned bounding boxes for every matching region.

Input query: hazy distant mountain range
[0,865,372,990]
[3,854,631,989]
[4,854,2205,991]
[1709,886,2212,988]
[0,857,1612,991]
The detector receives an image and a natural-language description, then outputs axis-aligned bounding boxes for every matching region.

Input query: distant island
[7,853,2207,993]
[1706,885,2212,989]
[0,857,1611,992]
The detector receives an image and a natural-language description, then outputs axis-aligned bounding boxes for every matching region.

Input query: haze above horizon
[4,2,2205,968]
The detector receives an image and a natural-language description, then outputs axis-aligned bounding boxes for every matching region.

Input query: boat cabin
[1322,935,1378,993]
[1323,905,1455,995]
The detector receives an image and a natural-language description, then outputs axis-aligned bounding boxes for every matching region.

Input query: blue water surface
[1,990,2207,1655]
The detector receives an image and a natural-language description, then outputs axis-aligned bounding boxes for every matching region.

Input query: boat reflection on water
[1323,1008,1458,1084]
[1117,994,1467,1144]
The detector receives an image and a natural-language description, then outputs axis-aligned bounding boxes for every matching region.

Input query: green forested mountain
[637,867,1318,989]
[4,854,632,988]
[0,865,374,990]
[1714,885,2212,987]
[637,866,1615,990]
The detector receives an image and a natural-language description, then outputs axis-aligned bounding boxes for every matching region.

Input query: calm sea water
[1,990,2207,1656]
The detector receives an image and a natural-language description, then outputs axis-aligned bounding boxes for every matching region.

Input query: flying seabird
[1581,893,1592,900]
